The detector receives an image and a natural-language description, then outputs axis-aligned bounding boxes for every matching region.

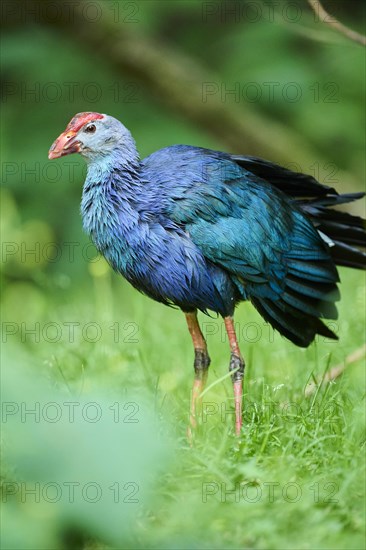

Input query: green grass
[1,265,365,550]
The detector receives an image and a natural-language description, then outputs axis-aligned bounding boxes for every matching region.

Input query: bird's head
[48,112,134,161]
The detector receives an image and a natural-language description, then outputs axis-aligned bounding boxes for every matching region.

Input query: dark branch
[307,0,366,46]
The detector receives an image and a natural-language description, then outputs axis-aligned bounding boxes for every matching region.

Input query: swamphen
[49,112,366,436]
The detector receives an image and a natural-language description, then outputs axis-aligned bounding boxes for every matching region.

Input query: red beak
[48,130,81,159]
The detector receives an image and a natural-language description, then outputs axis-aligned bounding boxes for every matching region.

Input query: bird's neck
[81,149,142,261]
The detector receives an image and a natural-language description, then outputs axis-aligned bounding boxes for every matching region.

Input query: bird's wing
[155,151,333,284]
[230,155,338,198]
[145,148,340,346]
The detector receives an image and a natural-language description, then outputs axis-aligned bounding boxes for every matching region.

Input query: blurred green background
[1,1,365,549]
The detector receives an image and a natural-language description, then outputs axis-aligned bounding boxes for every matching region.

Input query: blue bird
[49,112,366,435]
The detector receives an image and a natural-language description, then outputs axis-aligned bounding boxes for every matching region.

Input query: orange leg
[185,311,210,441]
[224,316,245,436]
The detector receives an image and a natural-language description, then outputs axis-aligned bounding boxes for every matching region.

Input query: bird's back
[140,145,342,346]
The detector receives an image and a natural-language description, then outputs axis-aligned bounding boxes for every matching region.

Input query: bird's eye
[84,124,96,134]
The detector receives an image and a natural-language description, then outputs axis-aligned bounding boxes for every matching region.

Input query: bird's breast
[81,180,235,315]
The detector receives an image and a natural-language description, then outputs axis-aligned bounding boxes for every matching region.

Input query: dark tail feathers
[232,155,366,270]
[251,295,337,348]
[250,254,340,348]
[233,155,364,346]
[299,193,366,270]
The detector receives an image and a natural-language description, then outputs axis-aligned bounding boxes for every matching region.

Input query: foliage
[1,1,365,548]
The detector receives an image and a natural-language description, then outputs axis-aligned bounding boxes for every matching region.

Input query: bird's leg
[185,311,211,437]
[224,316,245,436]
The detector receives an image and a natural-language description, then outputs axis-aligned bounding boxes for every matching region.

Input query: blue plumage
[81,150,237,316]
[77,136,358,347]
[49,112,366,435]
